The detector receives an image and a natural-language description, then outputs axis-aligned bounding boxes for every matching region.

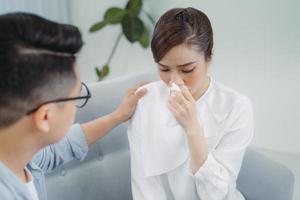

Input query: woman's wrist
[185,121,204,137]
[185,123,209,173]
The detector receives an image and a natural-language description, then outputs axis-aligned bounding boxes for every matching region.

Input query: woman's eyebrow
[177,61,196,67]
[158,63,169,68]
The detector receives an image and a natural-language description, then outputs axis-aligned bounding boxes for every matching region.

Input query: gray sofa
[45,71,295,200]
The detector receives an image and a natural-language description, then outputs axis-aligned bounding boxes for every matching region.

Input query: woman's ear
[32,104,52,133]
[208,48,214,63]
[206,50,214,67]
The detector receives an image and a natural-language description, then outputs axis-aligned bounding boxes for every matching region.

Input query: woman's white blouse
[127,78,254,200]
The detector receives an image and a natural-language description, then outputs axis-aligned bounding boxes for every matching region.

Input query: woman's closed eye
[159,67,196,73]
[181,67,195,73]
[159,68,170,72]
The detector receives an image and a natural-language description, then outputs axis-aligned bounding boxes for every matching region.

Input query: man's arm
[32,85,147,173]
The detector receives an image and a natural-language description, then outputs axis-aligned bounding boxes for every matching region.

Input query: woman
[127,7,254,200]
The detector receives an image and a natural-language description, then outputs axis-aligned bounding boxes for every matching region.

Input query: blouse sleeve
[190,97,254,200]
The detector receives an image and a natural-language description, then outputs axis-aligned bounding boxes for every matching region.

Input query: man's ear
[32,104,52,133]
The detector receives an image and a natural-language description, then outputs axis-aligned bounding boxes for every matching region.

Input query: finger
[127,87,142,96]
[170,91,189,109]
[132,82,150,93]
[168,98,183,113]
[127,87,136,95]
[134,88,147,99]
[172,91,189,107]
[179,85,194,102]
[167,101,179,116]
[127,82,149,95]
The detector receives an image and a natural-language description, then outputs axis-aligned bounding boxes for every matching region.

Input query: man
[0,12,147,200]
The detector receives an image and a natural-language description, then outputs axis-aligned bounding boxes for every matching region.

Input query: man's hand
[112,83,148,123]
[82,82,148,146]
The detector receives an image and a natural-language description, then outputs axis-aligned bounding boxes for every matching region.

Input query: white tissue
[169,82,181,96]
[167,82,182,126]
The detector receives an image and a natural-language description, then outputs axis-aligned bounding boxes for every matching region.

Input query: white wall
[70,0,300,156]
[0,0,70,23]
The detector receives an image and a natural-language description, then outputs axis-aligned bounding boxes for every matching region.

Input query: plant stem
[143,10,155,26]
[107,32,123,65]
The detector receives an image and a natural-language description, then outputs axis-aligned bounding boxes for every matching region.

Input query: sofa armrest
[237,148,295,200]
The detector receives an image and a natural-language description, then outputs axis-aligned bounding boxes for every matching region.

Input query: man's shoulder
[0,162,31,199]
[0,174,28,199]
[0,183,15,199]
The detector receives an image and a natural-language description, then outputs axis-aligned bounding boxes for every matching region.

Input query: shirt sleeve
[188,97,254,200]
[31,123,89,174]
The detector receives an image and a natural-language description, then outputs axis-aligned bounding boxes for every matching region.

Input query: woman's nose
[170,72,184,85]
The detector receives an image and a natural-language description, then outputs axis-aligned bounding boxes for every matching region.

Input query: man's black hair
[0,12,83,128]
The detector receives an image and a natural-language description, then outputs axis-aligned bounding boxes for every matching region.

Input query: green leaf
[95,65,109,81]
[101,64,110,78]
[121,14,144,42]
[104,7,127,24]
[89,21,107,32]
[95,67,101,78]
[139,27,149,48]
[126,0,142,16]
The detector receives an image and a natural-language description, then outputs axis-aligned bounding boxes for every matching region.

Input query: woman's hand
[167,84,202,135]
[168,84,208,173]
[112,83,148,123]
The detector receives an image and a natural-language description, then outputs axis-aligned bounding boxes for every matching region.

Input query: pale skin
[0,77,147,183]
[157,43,211,174]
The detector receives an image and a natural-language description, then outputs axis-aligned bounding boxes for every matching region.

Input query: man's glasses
[26,82,92,115]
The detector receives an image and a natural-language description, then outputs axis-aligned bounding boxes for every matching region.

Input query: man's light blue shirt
[0,124,89,200]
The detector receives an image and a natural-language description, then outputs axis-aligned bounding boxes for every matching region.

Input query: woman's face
[157,43,211,99]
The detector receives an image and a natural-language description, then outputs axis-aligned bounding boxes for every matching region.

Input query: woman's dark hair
[0,12,83,128]
[151,7,213,62]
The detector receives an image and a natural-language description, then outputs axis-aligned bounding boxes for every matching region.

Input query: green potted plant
[89,0,154,81]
